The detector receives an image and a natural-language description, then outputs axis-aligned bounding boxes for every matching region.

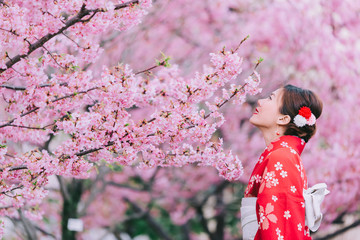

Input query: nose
[257,99,263,107]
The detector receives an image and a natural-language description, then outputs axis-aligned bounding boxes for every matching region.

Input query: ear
[276,114,291,126]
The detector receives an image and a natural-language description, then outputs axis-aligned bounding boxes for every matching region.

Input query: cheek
[268,103,280,116]
[260,104,279,124]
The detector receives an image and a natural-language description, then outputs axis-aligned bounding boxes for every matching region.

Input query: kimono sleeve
[255,148,310,240]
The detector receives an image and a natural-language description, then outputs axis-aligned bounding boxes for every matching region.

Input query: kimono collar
[266,135,306,156]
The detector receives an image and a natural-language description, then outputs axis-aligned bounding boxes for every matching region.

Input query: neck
[260,127,284,146]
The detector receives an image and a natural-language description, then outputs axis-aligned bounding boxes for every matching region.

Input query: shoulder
[266,147,300,166]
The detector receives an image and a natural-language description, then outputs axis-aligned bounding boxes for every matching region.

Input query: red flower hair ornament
[293,106,316,127]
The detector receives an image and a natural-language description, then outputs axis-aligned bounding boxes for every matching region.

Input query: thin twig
[34,225,57,239]
[0,85,26,91]
[42,46,66,69]
[7,124,46,130]
[106,181,143,192]
[0,165,28,172]
[0,82,68,91]
[62,32,87,49]
[0,27,19,36]
[233,35,250,53]
[52,87,98,103]
[1,185,24,195]
[41,9,66,25]
[135,65,160,75]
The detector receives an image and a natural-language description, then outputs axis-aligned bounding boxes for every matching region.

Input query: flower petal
[267,214,278,223]
[265,203,274,214]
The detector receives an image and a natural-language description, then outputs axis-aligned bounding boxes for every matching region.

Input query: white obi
[240,197,258,240]
[303,183,330,231]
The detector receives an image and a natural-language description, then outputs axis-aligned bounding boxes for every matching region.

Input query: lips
[254,108,259,114]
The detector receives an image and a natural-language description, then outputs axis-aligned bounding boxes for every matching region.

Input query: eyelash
[268,95,272,100]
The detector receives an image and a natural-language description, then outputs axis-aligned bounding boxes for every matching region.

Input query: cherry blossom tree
[0,0,262,239]
[90,0,360,238]
[2,0,360,239]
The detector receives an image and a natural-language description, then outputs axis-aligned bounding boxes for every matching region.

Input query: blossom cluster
[0,0,262,235]
[0,0,153,234]
[108,0,360,232]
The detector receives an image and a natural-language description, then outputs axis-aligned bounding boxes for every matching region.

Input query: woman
[241,85,324,240]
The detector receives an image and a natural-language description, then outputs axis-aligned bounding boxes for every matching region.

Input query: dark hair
[280,85,323,142]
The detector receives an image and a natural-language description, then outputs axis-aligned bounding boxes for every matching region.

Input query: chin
[249,115,263,129]
[249,115,257,126]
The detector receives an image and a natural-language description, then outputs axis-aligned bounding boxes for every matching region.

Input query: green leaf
[155,52,172,68]
[71,65,80,71]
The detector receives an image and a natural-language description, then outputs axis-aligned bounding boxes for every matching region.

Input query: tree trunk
[61,179,83,240]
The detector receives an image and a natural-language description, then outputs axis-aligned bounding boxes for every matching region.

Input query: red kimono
[244,135,312,240]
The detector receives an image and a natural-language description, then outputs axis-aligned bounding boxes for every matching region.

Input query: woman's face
[250,88,284,129]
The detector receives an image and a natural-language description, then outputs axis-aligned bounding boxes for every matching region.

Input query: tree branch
[0,82,68,91]
[123,197,174,240]
[56,175,70,202]
[41,46,66,69]
[62,32,88,49]
[0,0,140,74]
[314,218,360,240]
[0,0,9,7]
[7,124,46,130]
[52,87,98,103]
[0,27,19,36]
[78,166,109,217]
[195,204,213,238]
[106,181,144,192]
[19,210,37,240]
[189,181,230,240]
[1,185,23,195]
[34,225,57,239]
[200,181,230,206]
[0,165,28,172]
[0,85,27,91]
[214,191,225,240]
[0,86,98,129]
